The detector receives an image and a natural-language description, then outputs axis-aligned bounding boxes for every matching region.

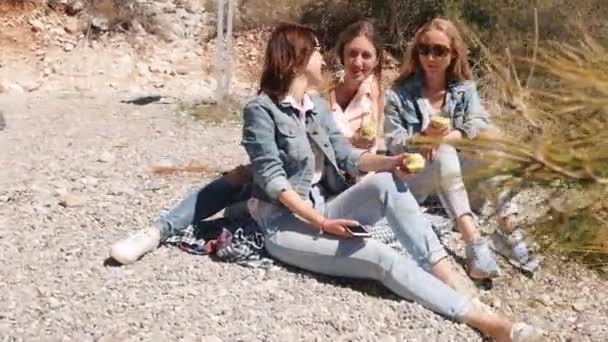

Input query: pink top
[329,75,381,153]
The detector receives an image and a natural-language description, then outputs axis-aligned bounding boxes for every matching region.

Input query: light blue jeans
[404,144,473,220]
[154,175,251,240]
[252,172,472,322]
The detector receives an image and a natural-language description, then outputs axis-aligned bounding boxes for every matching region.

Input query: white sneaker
[511,322,542,342]
[110,227,161,265]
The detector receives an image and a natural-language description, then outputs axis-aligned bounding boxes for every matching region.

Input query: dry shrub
[439,24,608,270]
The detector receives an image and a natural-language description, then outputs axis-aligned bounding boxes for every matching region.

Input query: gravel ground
[1,86,607,342]
[1,24,607,341]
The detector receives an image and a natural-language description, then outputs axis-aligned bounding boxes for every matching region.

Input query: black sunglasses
[417,44,451,57]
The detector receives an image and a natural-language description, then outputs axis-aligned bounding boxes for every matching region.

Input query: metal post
[215,0,234,104]
[225,0,234,97]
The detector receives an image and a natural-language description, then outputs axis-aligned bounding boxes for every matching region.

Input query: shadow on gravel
[0,111,6,130]
[103,257,123,267]
[276,261,400,302]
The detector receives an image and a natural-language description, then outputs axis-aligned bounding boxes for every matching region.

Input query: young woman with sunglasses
[242,22,539,342]
[384,18,537,280]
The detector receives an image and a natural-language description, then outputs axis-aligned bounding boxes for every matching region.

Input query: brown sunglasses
[417,44,451,57]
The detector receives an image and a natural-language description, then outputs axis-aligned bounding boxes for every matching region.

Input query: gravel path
[0,39,607,341]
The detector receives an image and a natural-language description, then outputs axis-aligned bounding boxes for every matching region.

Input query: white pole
[215,0,225,103]
[225,0,234,98]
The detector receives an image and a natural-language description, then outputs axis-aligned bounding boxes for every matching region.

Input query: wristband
[318,219,326,235]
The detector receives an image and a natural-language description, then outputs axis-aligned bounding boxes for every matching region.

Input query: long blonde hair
[396,18,472,84]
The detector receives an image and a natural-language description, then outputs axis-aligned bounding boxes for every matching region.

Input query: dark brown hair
[259,23,318,102]
[335,20,383,81]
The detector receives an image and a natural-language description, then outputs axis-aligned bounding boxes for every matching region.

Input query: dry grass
[436,25,608,269]
[177,96,242,124]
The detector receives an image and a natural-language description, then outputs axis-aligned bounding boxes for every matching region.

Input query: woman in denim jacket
[243,23,538,341]
[384,18,537,279]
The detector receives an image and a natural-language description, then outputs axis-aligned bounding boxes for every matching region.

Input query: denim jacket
[241,93,365,208]
[384,74,489,155]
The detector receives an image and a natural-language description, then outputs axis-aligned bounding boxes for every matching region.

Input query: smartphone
[346,224,372,238]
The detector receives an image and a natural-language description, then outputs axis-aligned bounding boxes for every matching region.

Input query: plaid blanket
[164,212,454,268]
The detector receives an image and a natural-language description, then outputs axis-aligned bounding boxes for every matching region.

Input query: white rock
[81,177,99,186]
[10,83,25,94]
[97,152,115,163]
[66,0,85,16]
[63,17,80,34]
[91,17,110,31]
[572,301,586,313]
[59,192,87,207]
[29,19,45,32]
[537,294,553,306]
[136,63,151,78]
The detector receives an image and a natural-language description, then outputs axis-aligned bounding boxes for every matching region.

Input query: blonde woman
[384,18,537,280]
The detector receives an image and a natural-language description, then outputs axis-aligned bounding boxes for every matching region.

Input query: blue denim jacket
[384,74,489,155]
[241,93,364,207]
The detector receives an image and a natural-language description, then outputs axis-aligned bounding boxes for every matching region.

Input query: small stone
[66,0,85,15]
[81,177,99,186]
[64,43,75,52]
[29,19,45,32]
[25,81,42,92]
[572,301,585,313]
[175,66,190,75]
[537,294,552,306]
[59,193,87,207]
[97,152,115,163]
[131,20,146,35]
[91,17,110,31]
[55,187,69,197]
[149,65,163,74]
[201,336,223,342]
[7,83,24,94]
[378,335,397,342]
[64,17,80,34]
[136,63,151,78]
[48,297,61,309]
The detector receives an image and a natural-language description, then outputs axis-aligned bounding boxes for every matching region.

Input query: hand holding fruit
[351,115,377,149]
[393,153,425,181]
[423,116,451,137]
[402,153,425,173]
